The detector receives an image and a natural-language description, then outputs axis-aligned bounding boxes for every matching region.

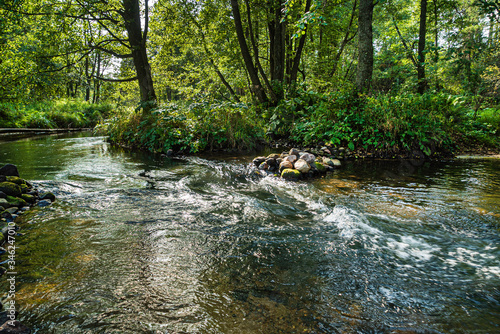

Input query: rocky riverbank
[0,164,56,334]
[252,147,342,180]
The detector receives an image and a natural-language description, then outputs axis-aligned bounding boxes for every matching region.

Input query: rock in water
[0,320,31,334]
[252,157,266,167]
[281,169,301,180]
[294,159,311,174]
[279,160,293,173]
[37,199,52,207]
[0,164,19,177]
[299,152,316,165]
[39,192,56,202]
[0,183,22,197]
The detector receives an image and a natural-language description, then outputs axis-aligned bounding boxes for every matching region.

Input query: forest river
[0,133,498,333]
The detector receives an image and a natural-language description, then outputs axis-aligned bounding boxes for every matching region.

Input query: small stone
[37,199,52,207]
[252,156,266,167]
[0,211,12,220]
[0,164,19,177]
[281,168,301,180]
[40,192,56,202]
[20,207,30,212]
[294,159,311,174]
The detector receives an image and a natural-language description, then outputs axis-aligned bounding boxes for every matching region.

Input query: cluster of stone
[252,148,341,180]
[0,164,55,334]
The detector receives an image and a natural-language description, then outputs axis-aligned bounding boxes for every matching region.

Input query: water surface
[0,134,499,333]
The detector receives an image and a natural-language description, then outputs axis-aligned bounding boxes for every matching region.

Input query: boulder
[266,153,280,160]
[281,168,301,180]
[5,177,25,185]
[0,164,19,177]
[0,183,21,197]
[40,192,56,202]
[314,161,327,172]
[284,155,297,164]
[289,148,300,157]
[279,160,293,173]
[252,156,266,167]
[21,194,35,204]
[6,196,27,208]
[0,199,8,209]
[323,157,341,167]
[294,159,311,174]
[299,152,316,165]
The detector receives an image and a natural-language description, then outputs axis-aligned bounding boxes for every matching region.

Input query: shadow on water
[0,134,499,333]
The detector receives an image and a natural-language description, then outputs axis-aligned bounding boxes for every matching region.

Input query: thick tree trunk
[269,0,285,85]
[122,0,157,112]
[417,0,428,94]
[230,0,268,104]
[356,0,374,94]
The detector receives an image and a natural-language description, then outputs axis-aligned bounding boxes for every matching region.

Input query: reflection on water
[0,134,499,333]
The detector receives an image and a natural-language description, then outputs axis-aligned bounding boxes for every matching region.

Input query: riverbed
[0,133,499,333]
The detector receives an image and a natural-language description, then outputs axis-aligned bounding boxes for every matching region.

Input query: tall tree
[417,0,428,93]
[356,0,374,94]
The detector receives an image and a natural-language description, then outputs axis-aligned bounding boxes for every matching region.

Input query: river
[0,133,499,333]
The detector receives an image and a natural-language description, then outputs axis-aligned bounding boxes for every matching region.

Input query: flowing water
[0,133,499,334]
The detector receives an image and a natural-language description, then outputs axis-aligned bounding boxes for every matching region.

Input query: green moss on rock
[281,168,301,180]
[21,194,35,204]
[6,176,26,185]
[0,182,21,197]
[314,161,326,172]
[6,196,27,208]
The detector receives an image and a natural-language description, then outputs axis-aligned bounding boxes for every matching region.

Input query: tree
[356,0,374,94]
[417,0,428,93]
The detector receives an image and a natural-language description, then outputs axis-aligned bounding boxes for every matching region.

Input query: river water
[0,133,499,333]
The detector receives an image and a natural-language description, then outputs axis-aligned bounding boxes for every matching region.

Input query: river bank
[0,164,56,334]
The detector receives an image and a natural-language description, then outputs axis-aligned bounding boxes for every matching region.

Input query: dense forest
[0,0,499,157]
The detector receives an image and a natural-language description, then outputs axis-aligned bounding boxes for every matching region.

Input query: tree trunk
[121,0,157,113]
[417,0,428,94]
[269,0,285,85]
[230,0,268,104]
[356,0,374,94]
[290,0,312,83]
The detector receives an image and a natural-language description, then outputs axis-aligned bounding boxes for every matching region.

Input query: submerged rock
[0,320,31,334]
[0,164,19,177]
[323,157,341,167]
[37,199,52,207]
[39,192,56,202]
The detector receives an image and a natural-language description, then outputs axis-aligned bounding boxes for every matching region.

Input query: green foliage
[99,101,265,153]
[0,99,113,128]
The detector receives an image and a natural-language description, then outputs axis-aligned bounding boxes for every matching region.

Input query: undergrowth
[99,90,499,156]
[0,99,113,128]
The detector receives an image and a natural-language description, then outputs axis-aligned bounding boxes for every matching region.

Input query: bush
[98,101,265,153]
[0,99,114,129]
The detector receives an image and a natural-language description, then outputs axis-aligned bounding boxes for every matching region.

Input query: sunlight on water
[0,133,499,333]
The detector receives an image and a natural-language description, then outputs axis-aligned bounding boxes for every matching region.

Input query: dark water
[0,133,499,333]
